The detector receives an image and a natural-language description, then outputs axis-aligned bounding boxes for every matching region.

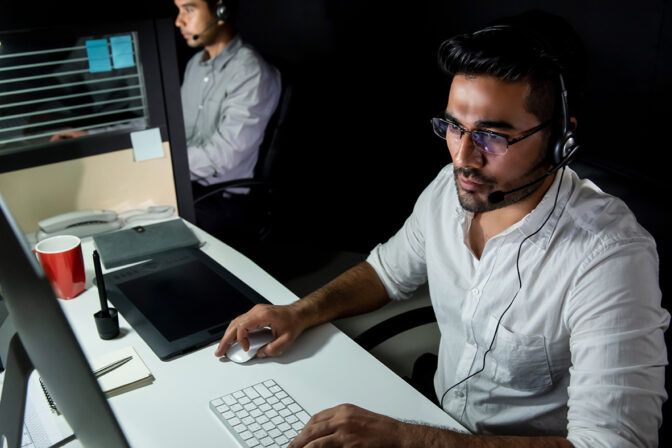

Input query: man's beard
[453,162,549,213]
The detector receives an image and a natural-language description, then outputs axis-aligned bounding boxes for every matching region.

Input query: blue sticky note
[85,39,111,73]
[110,35,135,69]
[130,128,164,162]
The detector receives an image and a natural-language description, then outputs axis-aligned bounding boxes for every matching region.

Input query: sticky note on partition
[110,35,135,69]
[85,39,111,72]
[130,128,164,162]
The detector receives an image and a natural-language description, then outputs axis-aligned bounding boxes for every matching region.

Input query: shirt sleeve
[564,237,669,448]
[188,57,281,181]
[366,174,441,301]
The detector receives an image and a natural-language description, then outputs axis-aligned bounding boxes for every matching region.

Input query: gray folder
[93,219,200,268]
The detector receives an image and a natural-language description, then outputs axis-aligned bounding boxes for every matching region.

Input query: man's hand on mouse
[215,303,309,359]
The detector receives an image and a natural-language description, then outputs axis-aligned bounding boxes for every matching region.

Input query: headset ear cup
[216,2,229,22]
[554,131,578,166]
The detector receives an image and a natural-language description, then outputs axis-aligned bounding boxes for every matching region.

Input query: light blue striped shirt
[181,36,281,186]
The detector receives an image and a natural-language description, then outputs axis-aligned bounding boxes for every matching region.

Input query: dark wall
[219,0,671,253]
[4,0,669,252]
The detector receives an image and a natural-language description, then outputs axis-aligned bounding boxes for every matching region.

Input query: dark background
[3,0,670,442]
[4,0,667,253]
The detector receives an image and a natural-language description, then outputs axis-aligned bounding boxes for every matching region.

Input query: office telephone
[37,210,122,241]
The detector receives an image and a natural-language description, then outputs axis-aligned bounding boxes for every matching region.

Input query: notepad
[40,346,154,414]
[93,346,154,398]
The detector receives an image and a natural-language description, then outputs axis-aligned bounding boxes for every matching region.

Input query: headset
[192,0,233,41]
[472,23,579,169]
[479,23,581,204]
[439,21,578,408]
[214,0,231,23]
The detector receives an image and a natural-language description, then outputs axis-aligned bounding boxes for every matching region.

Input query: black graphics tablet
[102,247,270,360]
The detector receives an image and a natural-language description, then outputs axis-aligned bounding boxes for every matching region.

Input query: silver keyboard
[209,379,311,448]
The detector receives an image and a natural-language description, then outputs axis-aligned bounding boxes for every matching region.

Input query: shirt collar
[515,167,573,249]
[198,35,243,70]
[451,165,574,250]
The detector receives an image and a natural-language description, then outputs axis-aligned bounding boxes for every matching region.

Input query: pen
[93,250,110,317]
[94,356,133,378]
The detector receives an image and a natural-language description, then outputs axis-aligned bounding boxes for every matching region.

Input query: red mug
[34,235,86,299]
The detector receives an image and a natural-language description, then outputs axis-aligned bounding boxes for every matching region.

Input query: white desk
[56,221,466,446]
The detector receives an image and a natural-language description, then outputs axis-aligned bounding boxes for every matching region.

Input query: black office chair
[192,82,293,254]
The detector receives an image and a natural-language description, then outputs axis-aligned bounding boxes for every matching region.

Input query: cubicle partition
[0,19,194,233]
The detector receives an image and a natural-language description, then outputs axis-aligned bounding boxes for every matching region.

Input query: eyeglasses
[431,115,551,156]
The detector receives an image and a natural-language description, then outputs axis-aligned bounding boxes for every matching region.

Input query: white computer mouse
[226,327,275,363]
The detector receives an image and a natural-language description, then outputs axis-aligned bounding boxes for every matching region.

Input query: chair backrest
[254,81,293,184]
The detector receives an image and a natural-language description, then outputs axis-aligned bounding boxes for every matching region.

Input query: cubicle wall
[0,144,178,233]
[0,18,193,233]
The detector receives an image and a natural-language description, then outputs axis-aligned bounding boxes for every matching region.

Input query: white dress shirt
[366,164,668,447]
[181,35,281,186]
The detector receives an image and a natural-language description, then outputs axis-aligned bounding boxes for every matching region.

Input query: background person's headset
[192,0,233,41]
[214,0,231,22]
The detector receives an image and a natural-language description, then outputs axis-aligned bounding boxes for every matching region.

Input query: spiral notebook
[40,346,154,414]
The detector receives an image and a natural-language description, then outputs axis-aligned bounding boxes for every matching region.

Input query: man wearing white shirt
[216,10,668,448]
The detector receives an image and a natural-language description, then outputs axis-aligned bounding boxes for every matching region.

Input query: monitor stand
[0,334,33,448]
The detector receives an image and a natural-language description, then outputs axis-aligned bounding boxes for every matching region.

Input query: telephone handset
[37,210,122,241]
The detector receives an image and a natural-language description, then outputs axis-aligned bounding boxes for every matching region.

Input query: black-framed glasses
[431,115,552,156]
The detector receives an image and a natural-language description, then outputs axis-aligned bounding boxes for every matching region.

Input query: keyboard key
[240,430,254,440]
[229,417,241,427]
[297,411,310,424]
[254,430,267,439]
[256,415,270,425]
[255,384,272,398]
[244,387,260,399]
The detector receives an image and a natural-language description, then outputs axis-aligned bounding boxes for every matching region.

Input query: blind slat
[0,96,144,122]
[0,68,95,85]
[0,85,140,110]
[0,57,89,73]
[0,106,144,134]
[0,74,140,97]
[0,118,136,145]
[0,45,87,60]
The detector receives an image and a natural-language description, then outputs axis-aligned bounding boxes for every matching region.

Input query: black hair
[438,10,586,123]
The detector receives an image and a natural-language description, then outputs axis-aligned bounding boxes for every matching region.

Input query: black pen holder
[94,308,120,340]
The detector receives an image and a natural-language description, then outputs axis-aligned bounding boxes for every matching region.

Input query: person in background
[174,0,281,236]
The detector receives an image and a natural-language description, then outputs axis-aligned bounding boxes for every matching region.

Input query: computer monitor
[0,193,129,448]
